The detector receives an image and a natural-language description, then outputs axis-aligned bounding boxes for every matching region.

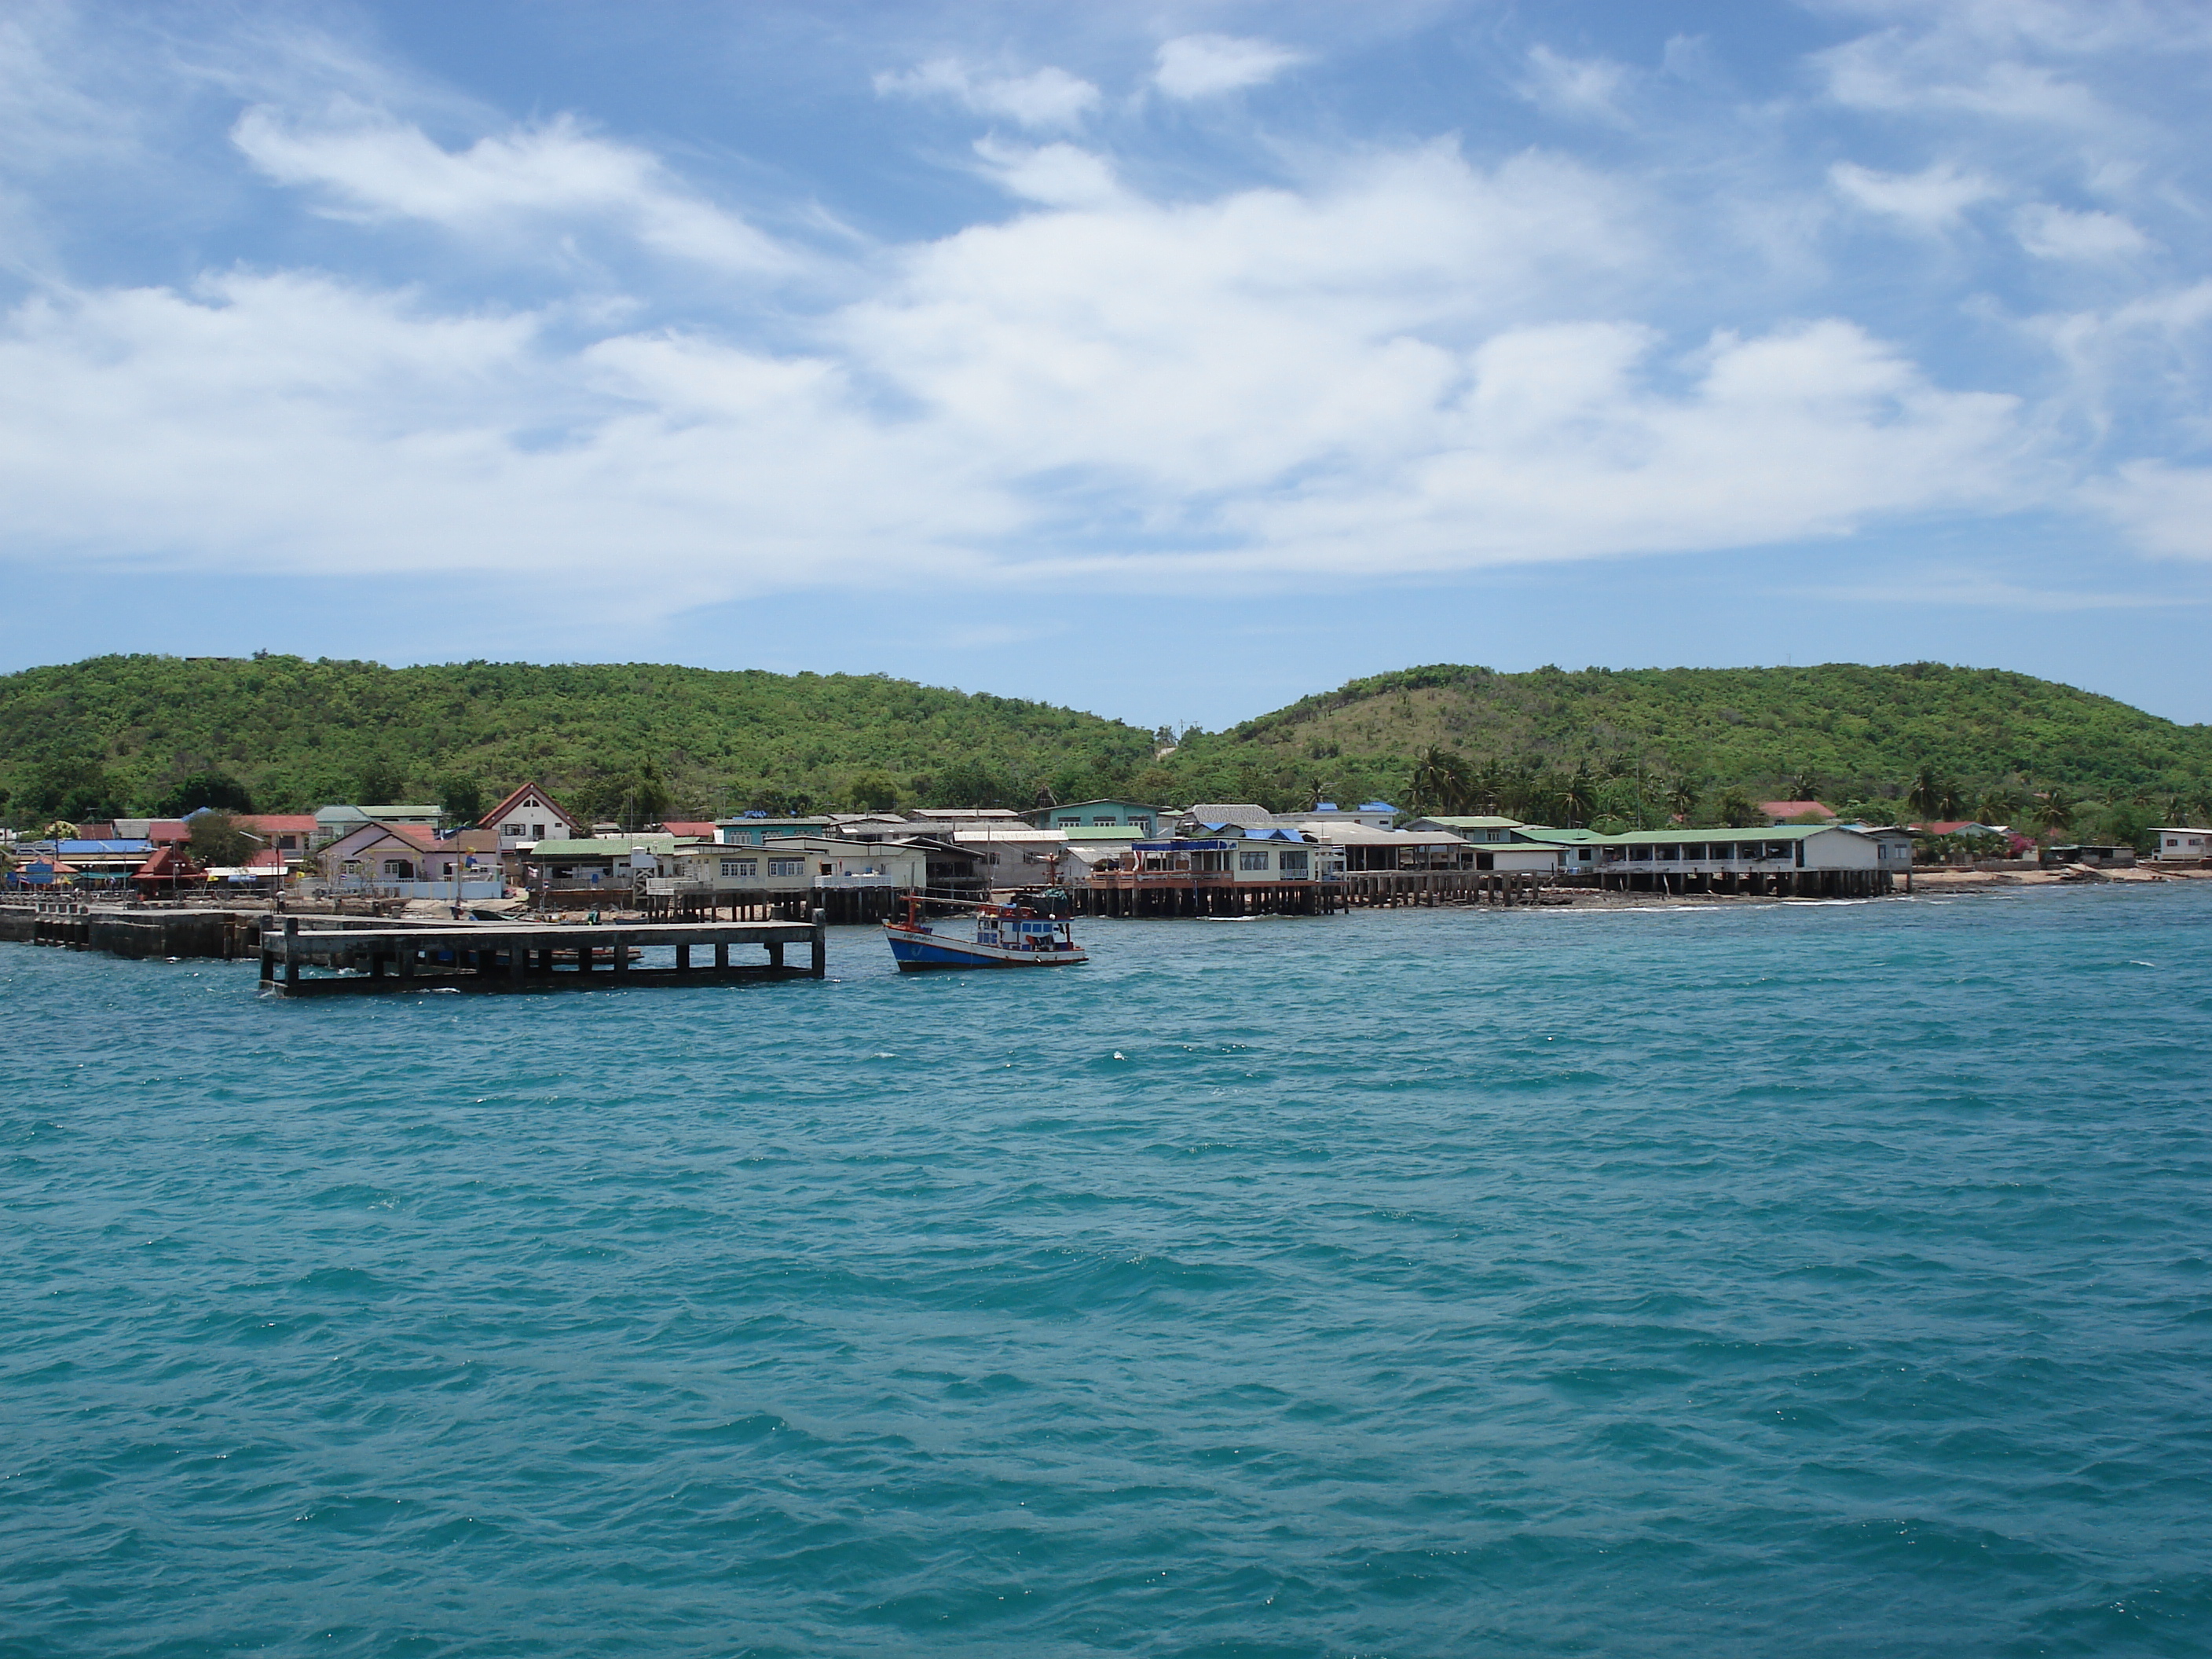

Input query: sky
[2,0,2210,731]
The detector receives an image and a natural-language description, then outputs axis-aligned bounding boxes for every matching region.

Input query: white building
[652,836,931,895]
[2152,826,2210,862]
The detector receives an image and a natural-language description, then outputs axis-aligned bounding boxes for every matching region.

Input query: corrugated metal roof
[528,836,679,857]
[1406,816,1525,830]
[1571,826,1857,847]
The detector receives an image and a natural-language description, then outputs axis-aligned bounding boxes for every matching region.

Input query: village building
[2151,827,2211,864]
[952,824,1071,889]
[1760,800,1837,823]
[1290,822,1472,873]
[712,813,839,844]
[130,844,202,896]
[1297,800,1401,830]
[1573,825,1891,895]
[1400,815,1527,844]
[1029,800,1163,835]
[1075,828,1321,914]
[521,835,679,901]
[113,819,191,846]
[320,822,504,899]
[313,804,443,845]
[234,814,320,870]
[2042,843,2137,870]
[49,838,156,888]
[628,835,937,922]
[482,782,588,851]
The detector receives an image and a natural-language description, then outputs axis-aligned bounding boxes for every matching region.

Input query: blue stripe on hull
[885,933,1086,969]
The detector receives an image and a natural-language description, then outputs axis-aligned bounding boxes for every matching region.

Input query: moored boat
[883,896,1088,970]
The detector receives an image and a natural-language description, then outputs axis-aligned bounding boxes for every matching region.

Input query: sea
[5,886,2210,1658]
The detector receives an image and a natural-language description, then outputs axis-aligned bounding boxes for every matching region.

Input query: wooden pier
[258,912,828,997]
[1071,870,1559,916]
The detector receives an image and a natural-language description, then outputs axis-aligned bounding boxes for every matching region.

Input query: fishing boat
[883,895,1088,970]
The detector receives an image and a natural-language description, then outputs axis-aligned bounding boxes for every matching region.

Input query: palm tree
[1469,759,1507,815]
[1785,770,1821,804]
[1975,785,2022,826]
[2032,788,2073,837]
[1557,762,1597,829]
[1906,766,1963,822]
[1665,777,1699,822]
[1408,746,1472,816]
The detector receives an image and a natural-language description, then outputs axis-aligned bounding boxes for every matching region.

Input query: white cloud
[2013,202,2150,260]
[0,139,2038,609]
[1521,45,1633,122]
[973,140,1122,208]
[233,107,789,272]
[1152,35,1304,100]
[2087,462,2212,558]
[873,58,1098,130]
[1829,160,1997,228]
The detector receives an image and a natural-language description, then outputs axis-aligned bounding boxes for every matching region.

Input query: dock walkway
[261,913,827,997]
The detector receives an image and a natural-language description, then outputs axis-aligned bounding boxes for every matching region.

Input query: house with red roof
[480,782,588,852]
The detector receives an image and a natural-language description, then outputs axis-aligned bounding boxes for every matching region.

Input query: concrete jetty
[261,912,828,997]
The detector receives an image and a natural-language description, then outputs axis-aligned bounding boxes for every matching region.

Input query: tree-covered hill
[1160,663,2212,834]
[4,654,2207,838]
[0,655,1155,825]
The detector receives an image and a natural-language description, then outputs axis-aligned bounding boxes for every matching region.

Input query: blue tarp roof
[57,840,153,855]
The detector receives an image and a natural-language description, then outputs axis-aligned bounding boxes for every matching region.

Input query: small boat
[884,895,1089,970]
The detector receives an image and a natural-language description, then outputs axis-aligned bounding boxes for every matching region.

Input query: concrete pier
[260,911,829,997]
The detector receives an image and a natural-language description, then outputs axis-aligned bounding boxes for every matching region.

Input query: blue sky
[3,0,2210,729]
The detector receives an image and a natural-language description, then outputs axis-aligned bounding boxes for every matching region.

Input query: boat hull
[884,927,1087,970]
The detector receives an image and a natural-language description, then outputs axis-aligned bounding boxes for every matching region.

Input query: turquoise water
[5,888,2211,1657]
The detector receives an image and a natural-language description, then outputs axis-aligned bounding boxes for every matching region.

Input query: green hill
[3,654,2206,840]
[1160,663,2212,834]
[0,655,1154,825]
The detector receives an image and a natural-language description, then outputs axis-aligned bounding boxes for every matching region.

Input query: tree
[1556,762,1597,829]
[438,774,485,826]
[1408,746,1472,816]
[620,760,673,831]
[159,771,255,816]
[356,756,408,806]
[1665,777,1699,822]
[848,772,900,813]
[1906,766,1963,821]
[2032,788,2073,837]
[18,759,123,826]
[1785,770,1822,803]
[186,810,259,869]
[1717,788,1762,828]
[1976,785,2022,826]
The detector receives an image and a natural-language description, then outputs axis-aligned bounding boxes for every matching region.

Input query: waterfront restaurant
[1576,825,1888,895]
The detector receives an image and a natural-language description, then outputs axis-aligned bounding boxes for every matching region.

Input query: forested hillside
[1160,663,2212,837]
[0,655,1154,824]
[3,654,2207,840]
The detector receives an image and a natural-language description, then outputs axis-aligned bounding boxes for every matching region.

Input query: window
[507,822,526,836]
[1279,851,1309,875]
[531,822,545,839]
[819,863,833,876]
[1093,816,1115,826]
[1240,850,1270,871]
[768,859,803,877]
[720,859,756,878]
[1657,844,1680,861]
[1766,842,1791,860]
